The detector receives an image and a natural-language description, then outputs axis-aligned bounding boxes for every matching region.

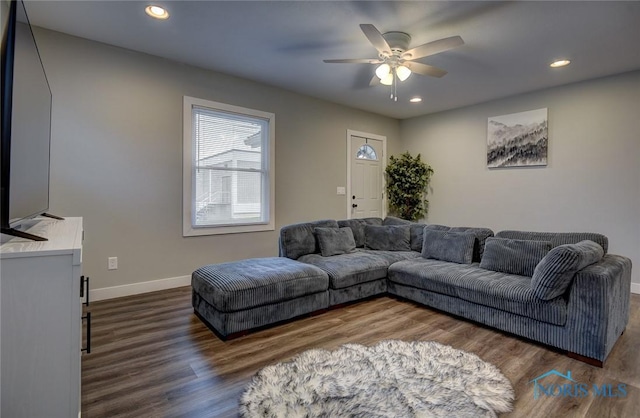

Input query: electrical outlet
[108,257,118,270]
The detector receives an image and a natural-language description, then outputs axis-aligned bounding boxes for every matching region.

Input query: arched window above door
[356,144,378,160]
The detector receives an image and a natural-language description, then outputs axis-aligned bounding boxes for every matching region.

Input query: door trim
[346,129,387,219]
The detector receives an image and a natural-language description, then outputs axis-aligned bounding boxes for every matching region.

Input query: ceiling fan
[324,24,464,101]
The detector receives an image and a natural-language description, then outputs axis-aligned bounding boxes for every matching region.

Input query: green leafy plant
[385,152,434,221]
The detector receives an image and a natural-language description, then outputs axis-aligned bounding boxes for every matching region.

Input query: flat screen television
[1,0,59,241]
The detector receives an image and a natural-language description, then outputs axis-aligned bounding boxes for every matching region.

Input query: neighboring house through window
[183,96,275,236]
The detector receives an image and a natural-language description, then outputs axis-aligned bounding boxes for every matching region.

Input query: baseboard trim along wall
[90,275,191,301]
[91,276,640,301]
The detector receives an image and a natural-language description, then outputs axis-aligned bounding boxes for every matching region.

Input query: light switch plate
[108,257,118,270]
[337,187,346,195]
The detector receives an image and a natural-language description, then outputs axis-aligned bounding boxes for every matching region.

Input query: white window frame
[182,96,275,236]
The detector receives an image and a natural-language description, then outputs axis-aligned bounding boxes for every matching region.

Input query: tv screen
[1,0,52,236]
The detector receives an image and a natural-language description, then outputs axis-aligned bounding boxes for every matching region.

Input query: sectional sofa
[192,216,631,366]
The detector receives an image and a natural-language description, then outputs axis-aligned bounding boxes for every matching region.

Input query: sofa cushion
[315,227,356,257]
[421,225,494,262]
[337,218,383,248]
[532,240,605,300]
[337,219,366,247]
[480,237,552,277]
[388,258,477,298]
[382,216,412,225]
[449,227,495,262]
[454,268,567,326]
[424,224,452,231]
[359,249,422,265]
[496,230,609,254]
[361,217,384,226]
[382,216,429,251]
[279,219,339,260]
[388,258,567,325]
[421,229,475,264]
[364,225,411,251]
[191,257,329,312]
[410,224,426,252]
[297,251,389,289]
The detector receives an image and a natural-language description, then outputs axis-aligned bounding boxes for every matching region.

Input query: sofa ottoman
[192,257,330,338]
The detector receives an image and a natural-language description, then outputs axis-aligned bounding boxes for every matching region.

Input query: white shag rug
[239,340,514,418]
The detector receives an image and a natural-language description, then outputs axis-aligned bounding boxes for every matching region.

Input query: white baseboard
[631,283,640,295]
[90,275,191,302]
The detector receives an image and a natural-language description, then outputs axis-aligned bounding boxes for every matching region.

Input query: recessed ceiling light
[145,5,169,20]
[409,97,422,103]
[550,59,571,68]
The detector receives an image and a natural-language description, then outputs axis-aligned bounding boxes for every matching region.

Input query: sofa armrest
[565,254,632,361]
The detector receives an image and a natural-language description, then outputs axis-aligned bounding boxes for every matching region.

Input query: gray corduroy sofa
[278,217,493,306]
[280,217,631,365]
[193,216,631,365]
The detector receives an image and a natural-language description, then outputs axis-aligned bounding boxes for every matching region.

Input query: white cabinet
[1,217,84,418]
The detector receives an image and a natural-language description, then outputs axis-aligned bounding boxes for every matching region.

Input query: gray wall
[29,26,640,291]
[35,28,400,289]
[400,71,640,285]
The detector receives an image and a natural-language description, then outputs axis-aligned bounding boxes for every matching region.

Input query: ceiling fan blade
[323,58,383,64]
[402,36,464,60]
[369,75,380,86]
[405,62,448,78]
[360,24,391,56]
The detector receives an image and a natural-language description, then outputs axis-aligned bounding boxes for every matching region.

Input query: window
[183,96,275,236]
[356,144,378,160]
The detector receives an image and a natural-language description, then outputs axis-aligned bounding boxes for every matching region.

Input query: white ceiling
[24,1,640,119]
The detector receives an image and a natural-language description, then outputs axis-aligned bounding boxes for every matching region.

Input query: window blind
[192,106,269,227]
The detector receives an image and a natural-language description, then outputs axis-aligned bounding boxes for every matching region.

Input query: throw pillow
[337,219,367,247]
[449,227,495,262]
[279,219,339,260]
[480,238,552,277]
[364,225,411,251]
[410,224,426,252]
[531,240,604,300]
[421,229,475,264]
[315,227,357,257]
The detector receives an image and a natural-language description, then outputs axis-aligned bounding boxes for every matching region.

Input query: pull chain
[390,74,393,100]
[389,69,398,101]
[394,71,398,102]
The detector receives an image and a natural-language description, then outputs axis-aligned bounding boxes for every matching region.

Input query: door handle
[82,312,91,354]
[81,276,90,306]
[352,204,358,208]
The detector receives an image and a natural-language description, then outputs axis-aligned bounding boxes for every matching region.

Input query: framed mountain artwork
[487,108,548,168]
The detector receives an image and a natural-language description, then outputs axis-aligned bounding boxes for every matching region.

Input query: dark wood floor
[81,287,640,418]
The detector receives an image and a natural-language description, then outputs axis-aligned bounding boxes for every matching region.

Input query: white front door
[349,135,383,219]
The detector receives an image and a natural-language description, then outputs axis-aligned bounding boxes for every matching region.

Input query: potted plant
[385,152,434,221]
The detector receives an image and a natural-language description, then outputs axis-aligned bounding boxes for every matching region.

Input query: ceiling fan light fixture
[409,97,422,103]
[323,24,464,102]
[375,63,391,80]
[380,73,394,86]
[396,65,411,81]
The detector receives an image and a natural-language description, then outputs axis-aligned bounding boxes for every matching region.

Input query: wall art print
[487,108,548,168]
